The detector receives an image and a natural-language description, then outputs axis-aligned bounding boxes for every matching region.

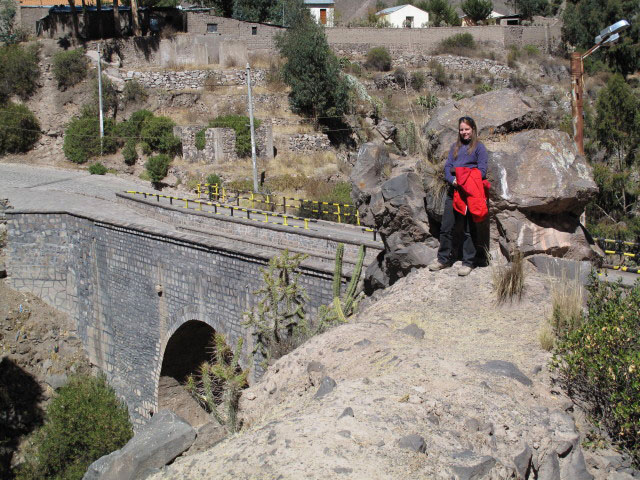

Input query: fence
[595,237,640,274]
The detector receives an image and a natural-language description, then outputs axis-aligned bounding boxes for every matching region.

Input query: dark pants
[437,191,486,267]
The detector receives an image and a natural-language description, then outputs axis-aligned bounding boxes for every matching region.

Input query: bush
[553,276,640,464]
[16,375,132,480]
[438,33,475,54]
[122,140,137,165]
[63,115,117,164]
[392,67,408,86]
[195,128,206,151]
[365,46,391,72]
[429,60,448,87]
[88,162,108,175]
[410,71,426,91]
[122,79,148,104]
[0,101,40,153]
[206,173,222,187]
[145,154,171,184]
[0,43,40,103]
[208,115,261,157]
[139,116,181,156]
[117,109,154,141]
[93,75,118,117]
[52,48,88,90]
[416,93,438,110]
[523,44,540,57]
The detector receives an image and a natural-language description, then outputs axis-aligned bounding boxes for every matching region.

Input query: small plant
[491,250,525,303]
[243,250,309,366]
[452,92,466,101]
[523,44,540,57]
[416,93,438,110]
[509,72,529,91]
[396,121,420,154]
[122,79,148,104]
[474,83,493,95]
[429,60,448,87]
[195,128,206,151]
[122,140,138,166]
[365,46,392,72]
[507,46,520,68]
[16,375,132,480]
[88,162,108,175]
[145,154,171,185]
[52,48,88,90]
[205,173,222,187]
[393,67,408,87]
[550,277,584,337]
[410,71,426,91]
[186,333,248,433]
[0,102,40,154]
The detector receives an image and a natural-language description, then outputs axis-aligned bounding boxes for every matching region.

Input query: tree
[509,0,550,20]
[417,0,460,26]
[275,2,350,121]
[461,0,493,23]
[562,0,639,76]
[0,0,16,45]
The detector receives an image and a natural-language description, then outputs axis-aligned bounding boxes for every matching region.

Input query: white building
[376,4,429,28]
[305,0,335,27]
[460,10,506,26]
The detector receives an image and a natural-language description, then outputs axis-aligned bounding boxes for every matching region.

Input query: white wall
[382,5,429,28]
[309,7,334,27]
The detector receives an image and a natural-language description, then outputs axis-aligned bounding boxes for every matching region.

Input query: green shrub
[206,173,222,187]
[122,79,148,104]
[393,67,408,86]
[63,115,116,164]
[88,162,108,175]
[93,75,118,117]
[553,276,640,464]
[523,44,540,57]
[117,109,153,141]
[410,71,426,91]
[0,43,40,103]
[0,101,40,153]
[122,140,137,165]
[195,128,206,151]
[365,46,392,72]
[16,375,132,480]
[437,33,475,55]
[208,115,261,157]
[416,93,438,110]
[474,83,493,95]
[145,154,171,184]
[52,48,88,90]
[140,116,181,156]
[429,60,448,87]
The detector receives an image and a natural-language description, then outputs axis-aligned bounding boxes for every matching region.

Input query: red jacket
[453,167,490,223]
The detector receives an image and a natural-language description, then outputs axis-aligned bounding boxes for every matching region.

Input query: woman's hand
[452,178,458,188]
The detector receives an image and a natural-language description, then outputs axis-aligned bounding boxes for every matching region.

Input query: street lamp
[570,19,630,155]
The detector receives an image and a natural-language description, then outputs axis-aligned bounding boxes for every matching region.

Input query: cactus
[318,243,366,331]
[186,333,248,432]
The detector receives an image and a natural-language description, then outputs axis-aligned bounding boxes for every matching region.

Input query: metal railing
[196,183,362,226]
[594,237,639,274]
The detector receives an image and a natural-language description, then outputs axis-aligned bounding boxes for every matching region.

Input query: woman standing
[428,116,489,276]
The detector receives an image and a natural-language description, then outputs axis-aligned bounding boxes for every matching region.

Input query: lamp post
[570,19,630,155]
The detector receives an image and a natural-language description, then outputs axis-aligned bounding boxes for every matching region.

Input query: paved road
[0,163,174,230]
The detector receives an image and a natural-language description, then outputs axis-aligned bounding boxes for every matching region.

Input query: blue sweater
[444,142,488,185]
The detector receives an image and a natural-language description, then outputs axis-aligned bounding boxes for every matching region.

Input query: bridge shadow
[0,357,45,479]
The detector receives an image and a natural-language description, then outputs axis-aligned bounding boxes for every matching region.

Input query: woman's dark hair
[453,116,478,159]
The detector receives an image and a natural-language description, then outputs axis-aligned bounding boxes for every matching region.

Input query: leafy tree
[0,102,40,154]
[0,43,39,103]
[562,0,639,76]
[275,2,350,121]
[139,116,181,155]
[417,0,460,26]
[461,0,493,23]
[16,375,132,480]
[509,0,550,20]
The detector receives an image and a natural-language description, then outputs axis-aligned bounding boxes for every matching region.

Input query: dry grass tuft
[492,250,525,303]
[538,322,555,351]
[538,275,584,351]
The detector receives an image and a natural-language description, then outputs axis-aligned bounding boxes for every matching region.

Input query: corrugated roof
[376,4,409,15]
[303,0,334,5]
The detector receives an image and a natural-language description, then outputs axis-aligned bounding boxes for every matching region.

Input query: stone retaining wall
[125,68,266,90]
[287,133,332,153]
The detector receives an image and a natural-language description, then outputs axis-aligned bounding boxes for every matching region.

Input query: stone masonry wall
[185,12,284,50]
[125,67,266,90]
[5,211,340,426]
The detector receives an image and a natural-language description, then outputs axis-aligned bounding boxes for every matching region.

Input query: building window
[252,26,257,35]
[320,8,327,25]
[404,16,414,28]
[207,23,217,33]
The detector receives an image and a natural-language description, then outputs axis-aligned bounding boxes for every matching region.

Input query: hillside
[148,265,635,479]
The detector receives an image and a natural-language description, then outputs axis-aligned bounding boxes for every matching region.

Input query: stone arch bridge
[5,193,381,426]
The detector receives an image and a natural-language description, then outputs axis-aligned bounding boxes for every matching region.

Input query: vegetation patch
[365,47,392,72]
[145,153,171,184]
[0,43,39,103]
[88,162,108,175]
[0,102,40,154]
[198,115,261,157]
[63,115,117,164]
[52,48,88,90]
[16,375,133,480]
[491,250,525,303]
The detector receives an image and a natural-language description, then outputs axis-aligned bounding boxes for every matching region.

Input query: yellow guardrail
[196,183,361,226]
[125,191,312,230]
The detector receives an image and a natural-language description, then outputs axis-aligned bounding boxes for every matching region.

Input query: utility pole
[246,63,259,193]
[98,42,104,156]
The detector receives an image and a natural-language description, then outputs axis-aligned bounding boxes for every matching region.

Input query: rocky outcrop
[353,89,598,290]
[83,410,196,480]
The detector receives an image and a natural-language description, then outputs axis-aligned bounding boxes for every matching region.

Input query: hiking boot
[428,260,450,272]
[458,265,473,276]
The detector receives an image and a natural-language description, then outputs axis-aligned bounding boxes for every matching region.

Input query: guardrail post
[208,184,213,201]
[264,212,269,223]
[250,192,255,209]
[336,204,341,223]
[282,197,286,214]
[197,183,201,199]
[184,199,189,209]
[304,218,309,230]
[283,215,288,226]
[356,210,361,226]
[170,197,173,205]
[156,194,160,202]
[230,206,234,217]
[221,187,226,203]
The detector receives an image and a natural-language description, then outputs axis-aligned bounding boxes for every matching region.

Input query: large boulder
[83,410,196,480]
[495,209,595,260]
[487,130,597,215]
[423,89,547,160]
